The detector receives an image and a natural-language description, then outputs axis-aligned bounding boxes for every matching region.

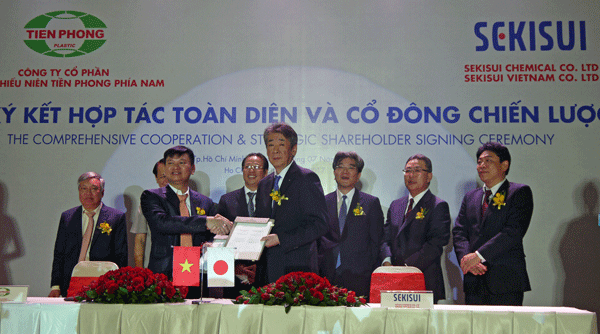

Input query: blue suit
[141,186,217,278]
[380,190,450,303]
[453,181,533,304]
[254,161,329,284]
[51,204,128,297]
[319,190,384,299]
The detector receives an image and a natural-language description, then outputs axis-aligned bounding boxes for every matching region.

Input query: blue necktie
[271,175,282,214]
[336,195,348,268]
[274,175,281,191]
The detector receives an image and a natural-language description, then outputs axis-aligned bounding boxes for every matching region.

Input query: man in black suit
[217,153,268,222]
[140,146,231,288]
[49,172,128,297]
[255,123,329,284]
[217,152,268,296]
[318,152,384,300]
[453,142,533,305]
[380,154,451,303]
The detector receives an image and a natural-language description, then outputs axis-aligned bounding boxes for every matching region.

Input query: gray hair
[77,172,105,190]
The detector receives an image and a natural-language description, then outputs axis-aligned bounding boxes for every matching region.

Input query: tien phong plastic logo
[24,10,107,58]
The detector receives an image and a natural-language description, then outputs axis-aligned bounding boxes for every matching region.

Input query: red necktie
[78,211,96,262]
[178,194,193,247]
[481,189,492,218]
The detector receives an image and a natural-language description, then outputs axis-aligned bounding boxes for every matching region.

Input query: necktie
[403,198,414,223]
[274,175,281,191]
[247,192,256,217]
[481,189,492,218]
[336,195,348,268]
[78,211,96,262]
[271,175,282,214]
[178,194,193,247]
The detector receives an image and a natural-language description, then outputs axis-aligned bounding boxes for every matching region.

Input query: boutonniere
[415,207,428,220]
[270,190,288,206]
[98,222,112,235]
[492,191,506,209]
[196,207,206,215]
[353,203,365,216]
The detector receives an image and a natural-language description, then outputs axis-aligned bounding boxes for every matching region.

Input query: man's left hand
[261,234,280,248]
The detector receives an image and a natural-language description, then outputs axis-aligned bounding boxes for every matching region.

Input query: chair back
[66,261,119,297]
[369,266,426,303]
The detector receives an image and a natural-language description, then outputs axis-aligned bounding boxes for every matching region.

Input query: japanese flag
[206,247,235,287]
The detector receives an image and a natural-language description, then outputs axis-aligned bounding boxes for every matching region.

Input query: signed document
[224,217,274,261]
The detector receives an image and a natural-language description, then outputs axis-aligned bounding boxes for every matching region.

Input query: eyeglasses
[335,165,357,171]
[244,165,264,170]
[402,168,429,174]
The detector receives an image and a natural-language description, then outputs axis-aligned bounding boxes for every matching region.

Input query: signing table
[1,298,597,334]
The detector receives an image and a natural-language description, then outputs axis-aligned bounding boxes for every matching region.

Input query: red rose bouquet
[74,266,188,304]
[234,272,366,313]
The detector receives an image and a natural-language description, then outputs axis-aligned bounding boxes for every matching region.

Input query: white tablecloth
[1,298,597,334]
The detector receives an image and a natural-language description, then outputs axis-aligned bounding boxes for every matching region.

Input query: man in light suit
[140,146,230,285]
[319,152,384,300]
[49,172,128,297]
[453,142,533,305]
[217,152,268,296]
[380,154,450,303]
[255,123,329,284]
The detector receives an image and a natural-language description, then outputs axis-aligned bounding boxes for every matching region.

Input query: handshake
[206,214,233,235]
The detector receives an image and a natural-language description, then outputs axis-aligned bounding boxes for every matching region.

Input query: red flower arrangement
[234,272,366,313]
[74,266,188,304]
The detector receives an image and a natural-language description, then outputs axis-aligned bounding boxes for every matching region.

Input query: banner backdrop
[1,0,598,316]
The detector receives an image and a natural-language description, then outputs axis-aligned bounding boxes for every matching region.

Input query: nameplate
[0,285,28,303]
[380,290,433,309]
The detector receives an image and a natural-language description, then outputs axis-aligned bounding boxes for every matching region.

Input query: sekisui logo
[474,21,587,52]
[24,11,107,58]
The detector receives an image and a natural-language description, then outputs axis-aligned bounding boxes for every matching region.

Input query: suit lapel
[278,161,298,195]
[340,191,359,239]
[327,193,340,237]
[189,191,199,216]
[398,190,432,236]
[89,204,105,251]
[238,188,249,217]
[482,181,510,225]
[165,186,181,215]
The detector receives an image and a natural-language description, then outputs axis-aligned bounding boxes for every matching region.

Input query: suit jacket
[51,204,128,297]
[255,161,329,283]
[452,181,533,295]
[380,190,450,302]
[140,186,217,278]
[319,190,384,299]
[217,187,250,222]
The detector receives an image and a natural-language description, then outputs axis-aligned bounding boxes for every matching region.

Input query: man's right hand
[207,215,232,235]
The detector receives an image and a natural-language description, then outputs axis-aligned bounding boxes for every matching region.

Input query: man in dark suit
[318,152,384,300]
[217,153,268,222]
[140,146,231,286]
[217,152,268,296]
[453,142,533,305]
[255,123,329,284]
[380,154,451,303]
[49,172,128,297]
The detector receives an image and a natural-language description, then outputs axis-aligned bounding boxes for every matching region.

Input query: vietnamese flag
[173,246,201,286]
